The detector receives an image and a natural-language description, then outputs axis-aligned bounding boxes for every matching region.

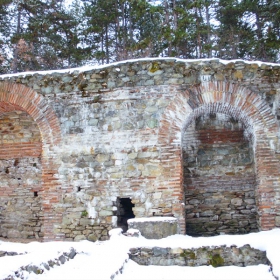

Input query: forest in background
[0,0,279,74]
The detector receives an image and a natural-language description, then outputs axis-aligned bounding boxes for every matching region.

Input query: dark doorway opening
[117,198,135,232]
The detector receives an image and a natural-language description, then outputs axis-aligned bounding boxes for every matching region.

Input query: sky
[0,227,279,280]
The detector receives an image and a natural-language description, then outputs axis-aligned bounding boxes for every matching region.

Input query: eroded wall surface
[0,111,42,239]
[0,58,279,240]
[183,113,257,236]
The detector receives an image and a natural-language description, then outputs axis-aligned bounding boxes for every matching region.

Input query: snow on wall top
[0,57,279,79]
[128,217,177,223]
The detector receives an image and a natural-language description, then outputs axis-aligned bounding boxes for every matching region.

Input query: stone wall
[183,113,257,236]
[0,111,42,239]
[129,245,269,267]
[0,58,279,241]
[128,217,177,239]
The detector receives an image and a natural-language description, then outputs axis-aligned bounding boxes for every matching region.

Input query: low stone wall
[185,185,258,236]
[129,245,269,267]
[128,217,178,239]
[3,248,77,280]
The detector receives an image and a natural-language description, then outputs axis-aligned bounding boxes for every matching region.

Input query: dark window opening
[34,191,38,197]
[77,186,81,192]
[117,197,135,232]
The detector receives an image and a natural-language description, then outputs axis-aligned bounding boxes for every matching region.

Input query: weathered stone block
[275,216,280,227]
[99,210,113,217]
[7,229,21,238]
[231,198,243,206]
[74,235,86,241]
[129,244,269,268]
[128,217,178,239]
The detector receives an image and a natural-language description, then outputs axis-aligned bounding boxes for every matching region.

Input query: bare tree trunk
[128,3,133,59]
[121,1,127,60]
[173,0,179,55]
[101,32,104,64]
[195,7,201,58]
[105,24,109,64]
[205,2,211,58]
[115,0,120,61]
[255,12,266,60]
[12,5,21,73]
[164,0,172,56]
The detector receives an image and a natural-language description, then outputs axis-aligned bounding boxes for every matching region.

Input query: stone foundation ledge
[3,248,77,280]
[127,217,178,239]
[129,244,270,268]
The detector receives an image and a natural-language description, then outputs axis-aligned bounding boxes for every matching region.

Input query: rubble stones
[3,248,77,280]
[129,244,269,267]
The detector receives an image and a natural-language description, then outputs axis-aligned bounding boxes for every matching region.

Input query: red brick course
[158,81,280,232]
[0,82,62,240]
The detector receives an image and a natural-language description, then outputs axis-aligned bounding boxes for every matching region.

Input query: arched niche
[0,110,43,239]
[158,81,280,235]
[183,109,256,236]
[0,82,62,241]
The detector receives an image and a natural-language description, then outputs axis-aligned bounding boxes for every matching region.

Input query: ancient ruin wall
[0,111,42,239]
[0,58,279,241]
[183,113,257,236]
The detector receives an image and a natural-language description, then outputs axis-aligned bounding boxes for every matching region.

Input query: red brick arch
[158,81,280,233]
[0,82,61,145]
[0,82,63,240]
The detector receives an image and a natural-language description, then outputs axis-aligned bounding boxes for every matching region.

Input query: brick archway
[158,81,280,233]
[0,82,62,240]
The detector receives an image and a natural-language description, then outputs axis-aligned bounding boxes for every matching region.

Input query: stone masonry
[129,244,269,267]
[0,58,280,241]
[183,113,257,236]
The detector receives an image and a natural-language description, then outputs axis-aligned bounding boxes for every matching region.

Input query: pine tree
[242,0,280,62]
[126,0,164,58]
[24,0,85,70]
[215,0,244,59]
[83,0,117,64]
[0,0,12,73]
[0,0,279,73]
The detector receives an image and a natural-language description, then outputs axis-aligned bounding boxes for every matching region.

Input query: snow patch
[128,217,177,223]
[0,229,279,280]
[1,58,279,79]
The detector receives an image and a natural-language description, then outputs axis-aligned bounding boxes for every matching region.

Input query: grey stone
[88,233,99,242]
[146,118,158,128]
[231,198,243,206]
[59,255,66,264]
[128,217,177,239]
[275,216,280,227]
[0,251,6,257]
[99,210,113,216]
[74,235,86,241]
[129,245,269,267]
[68,248,77,259]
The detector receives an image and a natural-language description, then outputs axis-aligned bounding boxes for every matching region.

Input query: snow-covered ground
[0,229,279,280]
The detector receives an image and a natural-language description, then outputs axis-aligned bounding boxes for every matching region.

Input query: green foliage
[81,210,88,218]
[180,250,196,260]
[148,62,160,73]
[209,253,225,267]
[0,0,279,74]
